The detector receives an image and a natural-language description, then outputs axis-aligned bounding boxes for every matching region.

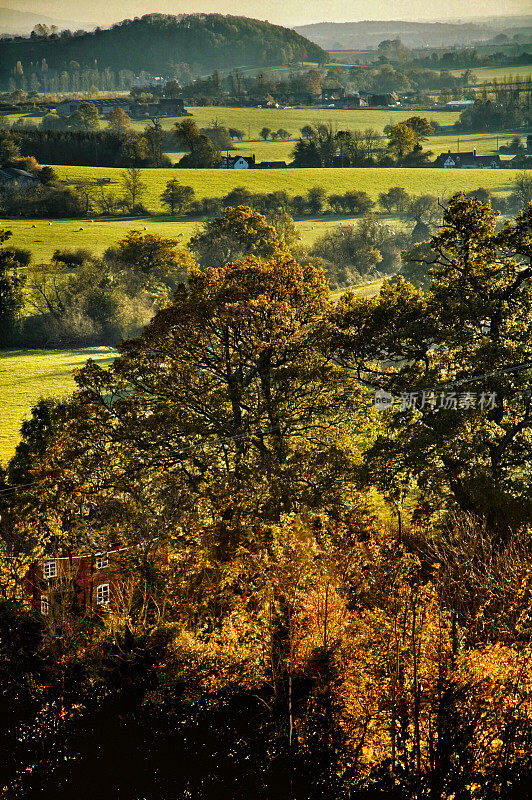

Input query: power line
[358,360,532,394]
[0,422,288,497]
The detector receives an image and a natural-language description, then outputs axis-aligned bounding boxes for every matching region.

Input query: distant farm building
[55,97,189,118]
[220,155,256,169]
[219,155,289,169]
[445,100,475,110]
[0,167,40,192]
[331,93,367,109]
[255,160,289,169]
[367,92,400,107]
[329,91,398,109]
[434,149,502,169]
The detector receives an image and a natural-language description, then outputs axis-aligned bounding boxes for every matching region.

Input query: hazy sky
[4,0,531,27]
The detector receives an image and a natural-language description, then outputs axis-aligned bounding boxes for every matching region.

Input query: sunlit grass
[0,347,115,464]
[43,164,517,212]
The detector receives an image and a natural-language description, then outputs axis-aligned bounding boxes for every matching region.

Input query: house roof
[255,161,288,168]
[221,154,255,166]
[474,155,502,165]
[0,167,39,180]
[445,100,474,107]
[435,151,502,167]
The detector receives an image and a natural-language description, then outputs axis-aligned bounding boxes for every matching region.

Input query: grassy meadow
[7,103,524,171]
[0,347,115,464]
[3,163,518,264]
[322,61,532,84]
[447,65,532,83]
[7,106,461,136]
[6,105,495,166]
[49,164,518,210]
[0,216,347,262]
[6,217,200,263]
[145,106,461,136]
[6,214,412,263]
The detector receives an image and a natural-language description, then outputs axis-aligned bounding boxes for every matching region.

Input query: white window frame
[96,583,110,606]
[40,595,50,615]
[95,552,109,570]
[43,560,57,579]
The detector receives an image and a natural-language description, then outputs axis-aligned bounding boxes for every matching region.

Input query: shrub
[2,185,85,218]
[328,190,374,215]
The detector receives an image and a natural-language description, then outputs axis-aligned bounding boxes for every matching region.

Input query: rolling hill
[0,13,327,86]
[294,18,532,50]
[0,7,95,36]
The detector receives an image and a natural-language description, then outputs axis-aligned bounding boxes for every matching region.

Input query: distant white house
[435,149,502,169]
[220,155,256,169]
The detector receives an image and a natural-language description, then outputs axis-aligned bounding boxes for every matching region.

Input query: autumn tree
[188,205,291,268]
[510,171,532,211]
[178,134,221,168]
[69,101,100,131]
[407,193,441,241]
[0,131,20,164]
[306,186,327,215]
[387,122,417,161]
[379,186,411,213]
[228,127,245,141]
[20,253,365,607]
[404,115,435,141]
[7,398,67,486]
[331,196,532,532]
[5,202,532,795]
[106,107,132,133]
[143,119,166,167]
[200,125,232,150]
[111,229,196,299]
[173,117,200,150]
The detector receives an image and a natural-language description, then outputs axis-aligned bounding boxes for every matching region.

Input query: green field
[6,217,201,263]
[7,214,411,264]
[7,105,461,136]
[6,105,464,165]
[428,132,519,157]
[0,347,115,464]
[150,106,461,136]
[7,104,461,162]
[48,164,518,211]
[3,164,518,264]
[5,214,405,264]
[448,65,532,84]
[2,163,519,263]
[167,131,519,165]
[324,61,532,84]
[7,103,524,168]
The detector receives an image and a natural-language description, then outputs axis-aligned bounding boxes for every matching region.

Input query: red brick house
[24,540,164,616]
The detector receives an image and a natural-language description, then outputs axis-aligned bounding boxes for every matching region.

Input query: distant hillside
[294,19,531,50]
[0,13,327,85]
[0,7,94,36]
